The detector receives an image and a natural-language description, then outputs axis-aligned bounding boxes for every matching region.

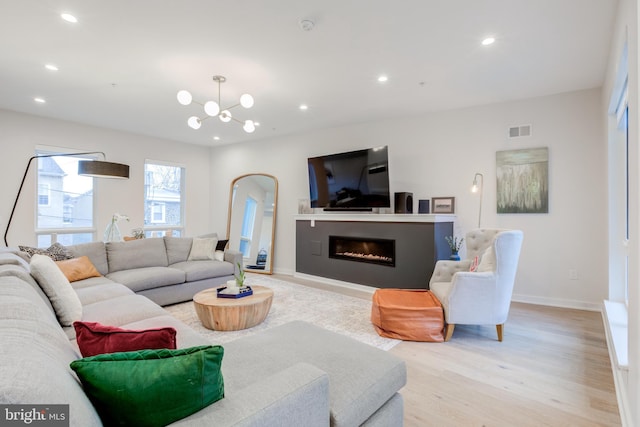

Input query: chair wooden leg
[444,324,455,341]
[496,324,504,342]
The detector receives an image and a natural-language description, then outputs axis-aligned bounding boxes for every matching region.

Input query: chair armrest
[429,260,472,286]
[171,362,330,427]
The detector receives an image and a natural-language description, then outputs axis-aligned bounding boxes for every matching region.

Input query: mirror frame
[226,173,278,275]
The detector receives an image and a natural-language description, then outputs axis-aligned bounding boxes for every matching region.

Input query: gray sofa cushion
[164,237,193,265]
[170,260,234,282]
[67,241,109,275]
[106,238,168,273]
[223,321,407,427]
[74,282,134,306]
[0,264,56,316]
[106,267,186,292]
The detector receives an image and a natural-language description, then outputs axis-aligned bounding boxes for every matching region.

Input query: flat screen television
[307,146,390,211]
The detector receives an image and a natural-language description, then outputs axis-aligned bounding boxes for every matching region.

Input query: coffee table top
[193,285,273,307]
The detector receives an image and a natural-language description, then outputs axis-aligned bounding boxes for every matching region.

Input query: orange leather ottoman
[371,289,444,342]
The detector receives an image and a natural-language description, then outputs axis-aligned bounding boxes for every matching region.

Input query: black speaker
[394,192,413,214]
[418,199,430,214]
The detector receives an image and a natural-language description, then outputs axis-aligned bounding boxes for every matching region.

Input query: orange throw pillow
[56,256,102,282]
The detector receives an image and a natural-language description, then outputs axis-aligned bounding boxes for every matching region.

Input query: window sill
[603,300,628,370]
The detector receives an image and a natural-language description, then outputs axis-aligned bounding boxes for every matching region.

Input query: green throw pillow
[70,345,224,427]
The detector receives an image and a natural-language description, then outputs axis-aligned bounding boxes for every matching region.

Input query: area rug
[164,275,400,351]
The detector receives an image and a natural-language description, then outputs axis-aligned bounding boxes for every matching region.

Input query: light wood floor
[273,274,621,427]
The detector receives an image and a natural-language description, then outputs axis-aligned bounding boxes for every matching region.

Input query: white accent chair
[429,229,524,342]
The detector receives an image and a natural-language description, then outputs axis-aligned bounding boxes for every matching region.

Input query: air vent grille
[508,124,532,138]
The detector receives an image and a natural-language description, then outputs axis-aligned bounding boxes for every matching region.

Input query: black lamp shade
[78,160,129,179]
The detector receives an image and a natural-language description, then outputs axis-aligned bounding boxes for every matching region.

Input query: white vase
[104,222,122,242]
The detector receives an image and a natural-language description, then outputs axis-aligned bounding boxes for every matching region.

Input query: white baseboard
[511,293,602,312]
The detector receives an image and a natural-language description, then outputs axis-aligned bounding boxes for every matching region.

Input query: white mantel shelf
[294,213,456,223]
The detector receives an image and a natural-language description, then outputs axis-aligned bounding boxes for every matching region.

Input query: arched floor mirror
[227,173,278,274]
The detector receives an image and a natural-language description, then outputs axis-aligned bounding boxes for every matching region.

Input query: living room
[0,1,638,426]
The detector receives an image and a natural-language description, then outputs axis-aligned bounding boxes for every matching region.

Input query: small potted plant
[445,235,464,261]
[219,262,252,297]
[235,262,246,288]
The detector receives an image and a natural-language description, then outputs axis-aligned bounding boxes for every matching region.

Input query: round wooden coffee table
[193,285,274,331]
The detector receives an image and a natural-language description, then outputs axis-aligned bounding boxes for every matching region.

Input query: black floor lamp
[4,152,129,246]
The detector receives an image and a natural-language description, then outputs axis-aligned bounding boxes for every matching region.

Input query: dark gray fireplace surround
[295,214,454,289]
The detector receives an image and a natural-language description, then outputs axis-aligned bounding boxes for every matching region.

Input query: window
[35,149,95,246]
[38,183,50,206]
[144,161,184,237]
[239,197,257,257]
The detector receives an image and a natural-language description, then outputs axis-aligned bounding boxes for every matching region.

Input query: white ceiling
[0,0,618,147]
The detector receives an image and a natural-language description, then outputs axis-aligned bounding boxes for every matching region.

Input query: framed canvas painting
[496,147,549,213]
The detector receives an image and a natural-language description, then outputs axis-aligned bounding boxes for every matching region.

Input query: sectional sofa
[64,235,244,306]
[0,240,406,426]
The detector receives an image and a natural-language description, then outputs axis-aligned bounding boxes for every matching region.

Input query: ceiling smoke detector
[299,19,315,31]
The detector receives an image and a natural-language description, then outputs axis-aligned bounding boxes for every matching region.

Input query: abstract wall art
[496,147,549,214]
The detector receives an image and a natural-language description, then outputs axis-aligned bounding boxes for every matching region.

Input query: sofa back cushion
[0,275,103,426]
[164,237,193,265]
[106,238,169,273]
[66,241,109,276]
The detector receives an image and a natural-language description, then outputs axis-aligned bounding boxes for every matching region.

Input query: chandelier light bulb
[187,116,201,129]
[177,90,192,106]
[240,93,254,108]
[219,110,232,123]
[204,100,220,117]
[243,120,255,133]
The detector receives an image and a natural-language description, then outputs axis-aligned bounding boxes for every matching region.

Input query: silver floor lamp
[471,173,484,228]
[4,152,129,246]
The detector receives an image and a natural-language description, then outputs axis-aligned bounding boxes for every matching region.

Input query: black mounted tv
[307,146,390,211]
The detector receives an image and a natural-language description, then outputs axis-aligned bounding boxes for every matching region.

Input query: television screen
[307,146,390,210]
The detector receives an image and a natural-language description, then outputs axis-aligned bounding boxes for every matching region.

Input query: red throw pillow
[74,321,177,357]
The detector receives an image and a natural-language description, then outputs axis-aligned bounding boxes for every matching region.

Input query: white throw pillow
[188,237,218,261]
[29,254,82,326]
[214,250,225,262]
[477,245,496,272]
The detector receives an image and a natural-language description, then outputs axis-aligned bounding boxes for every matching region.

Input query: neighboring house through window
[35,148,96,246]
[144,161,184,237]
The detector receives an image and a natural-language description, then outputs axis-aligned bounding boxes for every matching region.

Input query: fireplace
[329,235,395,267]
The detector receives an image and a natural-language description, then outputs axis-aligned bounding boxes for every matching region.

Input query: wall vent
[508,124,532,138]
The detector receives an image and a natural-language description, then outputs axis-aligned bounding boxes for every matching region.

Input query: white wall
[0,109,214,245]
[210,88,607,310]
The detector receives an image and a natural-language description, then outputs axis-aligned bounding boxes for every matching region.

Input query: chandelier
[177,75,256,133]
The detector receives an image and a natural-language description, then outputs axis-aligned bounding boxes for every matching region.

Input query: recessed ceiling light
[299,104,308,111]
[45,64,59,71]
[61,13,78,23]
[481,37,495,46]
[377,75,388,83]
[254,122,260,126]
[34,97,46,104]
[213,136,220,141]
